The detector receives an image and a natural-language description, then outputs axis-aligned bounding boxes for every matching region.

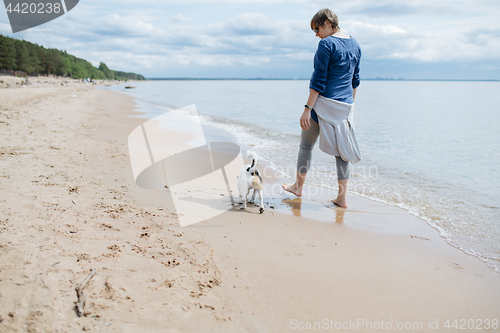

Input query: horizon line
[145,77,499,82]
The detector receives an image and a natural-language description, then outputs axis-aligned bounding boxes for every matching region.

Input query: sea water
[103,80,500,272]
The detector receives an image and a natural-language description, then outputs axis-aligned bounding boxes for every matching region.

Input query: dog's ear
[250,159,255,168]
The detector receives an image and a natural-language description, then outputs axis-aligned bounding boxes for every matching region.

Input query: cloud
[169,14,191,23]
[217,13,275,36]
[93,14,163,37]
[341,1,461,17]
[0,23,12,34]
[150,12,312,59]
[345,20,500,63]
[84,0,301,3]
[1,0,499,78]
[347,21,418,59]
[307,0,483,18]
[464,28,500,47]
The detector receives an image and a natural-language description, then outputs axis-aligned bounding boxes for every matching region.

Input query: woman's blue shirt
[309,36,361,122]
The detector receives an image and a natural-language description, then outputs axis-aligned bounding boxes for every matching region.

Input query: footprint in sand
[450,263,463,270]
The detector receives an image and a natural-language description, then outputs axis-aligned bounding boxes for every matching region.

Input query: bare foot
[282,183,302,197]
[330,198,348,208]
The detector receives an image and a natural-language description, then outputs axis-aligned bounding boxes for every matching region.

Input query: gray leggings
[297,117,351,180]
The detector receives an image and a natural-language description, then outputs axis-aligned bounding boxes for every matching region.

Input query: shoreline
[113,83,497,273]
[1,80,499,331]
[104,79,500,273]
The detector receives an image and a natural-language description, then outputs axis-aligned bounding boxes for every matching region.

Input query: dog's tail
[247,151,259,168]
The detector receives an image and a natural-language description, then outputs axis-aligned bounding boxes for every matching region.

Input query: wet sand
[0,78,499,332]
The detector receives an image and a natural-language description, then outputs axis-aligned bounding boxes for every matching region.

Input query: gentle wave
[102,80,500,273]
[199,112,500,272]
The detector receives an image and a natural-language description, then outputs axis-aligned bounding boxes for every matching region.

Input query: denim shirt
[310,36,361,123]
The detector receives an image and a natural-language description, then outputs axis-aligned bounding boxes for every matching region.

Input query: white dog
[237,151,264,213]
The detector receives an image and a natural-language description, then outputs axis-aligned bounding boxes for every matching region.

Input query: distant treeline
[0,34,145,80]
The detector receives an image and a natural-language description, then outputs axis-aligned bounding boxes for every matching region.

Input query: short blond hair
[310,8,339,31]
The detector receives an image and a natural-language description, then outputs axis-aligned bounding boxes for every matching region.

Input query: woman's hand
[300,109,311,130]
[301,89,319,130]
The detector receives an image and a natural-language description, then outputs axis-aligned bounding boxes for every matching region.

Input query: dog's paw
[259,207,264,214]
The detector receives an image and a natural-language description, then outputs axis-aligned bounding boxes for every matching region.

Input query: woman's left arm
[352,45,361,102]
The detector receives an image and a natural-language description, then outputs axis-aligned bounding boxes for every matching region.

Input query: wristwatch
[304,104,313,110]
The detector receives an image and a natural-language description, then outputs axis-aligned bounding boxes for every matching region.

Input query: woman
[282,8,361,208]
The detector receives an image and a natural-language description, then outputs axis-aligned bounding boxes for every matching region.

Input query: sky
[1,0,499,80]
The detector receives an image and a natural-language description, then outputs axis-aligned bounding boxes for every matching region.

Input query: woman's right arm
[303,39,332,130]
[301,89,320,130]
[309,39,332,95]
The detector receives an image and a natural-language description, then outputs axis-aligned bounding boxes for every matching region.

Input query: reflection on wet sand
[282,198,302,216]
[282,197,346,223]
[323,203,346,223]
[334,207,345,223]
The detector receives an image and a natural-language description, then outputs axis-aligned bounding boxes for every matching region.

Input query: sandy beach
[1,78,499,332]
